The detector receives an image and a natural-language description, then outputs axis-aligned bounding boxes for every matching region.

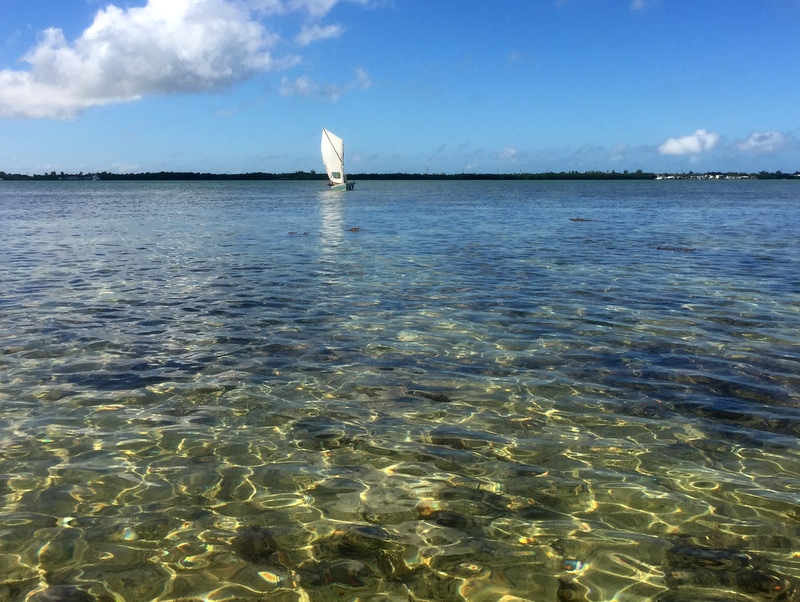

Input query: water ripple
[1,180,799,601]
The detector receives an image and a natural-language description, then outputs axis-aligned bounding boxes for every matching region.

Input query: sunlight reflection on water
[1,179,799,601]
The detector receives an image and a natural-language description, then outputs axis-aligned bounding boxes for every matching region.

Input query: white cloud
[248,0,371,18]
[284,67,370,101]
[658,129,719,155]
[245,0,367,17]
[322,67,372,101]
[0,0,367,119]
[352,67,372,89]
[295,23,344,45]
[289,0,340,17]
[280,75,315,96]
[737,131,788,154]
[110,162,141,173]
[498,147,520,161]
[631,0,646,10]
[245,0,287,14]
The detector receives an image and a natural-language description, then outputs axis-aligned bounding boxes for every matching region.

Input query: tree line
[2,169,799,181]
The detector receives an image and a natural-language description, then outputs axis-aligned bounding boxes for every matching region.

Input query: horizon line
[2,169,799,181]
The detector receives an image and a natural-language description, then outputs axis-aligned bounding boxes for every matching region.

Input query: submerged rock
[557,578,590,602]
[663,540,798,601]
[290,416,353,450]
[232,527,281,564]
[652,246,696,252]
[307,524,411,582]
[297,559,376,588]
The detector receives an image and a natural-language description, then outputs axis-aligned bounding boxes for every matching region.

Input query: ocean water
[1,179,799,602]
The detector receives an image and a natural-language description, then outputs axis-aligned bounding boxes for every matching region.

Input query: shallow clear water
[1,179,799,602]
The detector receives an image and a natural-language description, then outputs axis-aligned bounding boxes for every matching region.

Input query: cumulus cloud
[658,129,719,155]
[0,0,363,119]
[295,23,344,45]
[737,131,788,154]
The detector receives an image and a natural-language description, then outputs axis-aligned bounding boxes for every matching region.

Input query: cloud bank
[658,129,719,155]
[0,0,357,119]
[737,131,788,154]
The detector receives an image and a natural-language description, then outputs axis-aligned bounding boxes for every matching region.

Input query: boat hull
[328,182,355,191]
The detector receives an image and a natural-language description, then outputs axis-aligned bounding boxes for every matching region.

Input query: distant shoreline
[1,170,798,181]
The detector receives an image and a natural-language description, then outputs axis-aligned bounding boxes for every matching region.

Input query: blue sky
[1,0,798,175]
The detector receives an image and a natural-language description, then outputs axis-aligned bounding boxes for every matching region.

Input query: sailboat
[321,128,355,191]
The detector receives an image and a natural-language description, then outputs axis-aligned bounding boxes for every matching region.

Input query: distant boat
[321,128,355,191]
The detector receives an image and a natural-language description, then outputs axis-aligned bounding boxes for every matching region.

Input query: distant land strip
[1,170,799,181]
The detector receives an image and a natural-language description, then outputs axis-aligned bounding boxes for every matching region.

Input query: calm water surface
[1,180,799,602]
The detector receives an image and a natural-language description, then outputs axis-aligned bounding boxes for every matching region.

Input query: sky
[1,0,799,175]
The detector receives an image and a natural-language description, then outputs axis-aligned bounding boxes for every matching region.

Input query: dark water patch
[671,396,800,439]
[427,425,508,450]
[407,388,453,403]
[662,538,799,601]
[232,526,305,566]
[289,416,363,450]
[60,370,193,391]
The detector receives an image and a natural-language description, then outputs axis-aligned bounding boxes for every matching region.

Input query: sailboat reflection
[319,193,344,252]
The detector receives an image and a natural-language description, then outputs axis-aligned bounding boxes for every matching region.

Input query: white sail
[321,128,346,185]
